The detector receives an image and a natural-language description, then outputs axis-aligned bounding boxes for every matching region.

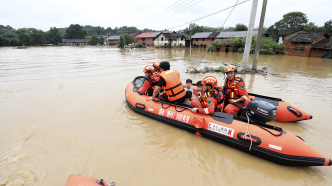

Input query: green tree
[0,25,16,35]
[64,24,87,39]
[183,23,204,35]
[324,20,332,38]
[16,28,30,46]
[276,11,308,30]
[16,28,46,46]
[88,35,104,45]
[48,27,62,45]
[232,23,248,31]
[116,34,134,48]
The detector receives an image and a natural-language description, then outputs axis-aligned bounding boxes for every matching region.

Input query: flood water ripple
[0,46,332,186]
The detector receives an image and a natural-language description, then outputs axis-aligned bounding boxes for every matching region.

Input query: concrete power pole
[252,0,268,71]
[241,0,258,71]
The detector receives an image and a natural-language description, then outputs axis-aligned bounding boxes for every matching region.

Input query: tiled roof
[278,29,296,36]
[191,32,212,39]
[288,32,325,43]
[107,36,120,40]
[129,33,140,37]
[216,31,258,38]
[62,39,88,42]
[312,39,332,50]
[136,32,161,38]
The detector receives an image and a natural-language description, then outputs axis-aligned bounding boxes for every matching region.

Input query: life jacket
[145,73,160,90]
[160,70,186,101]
[201,88,225,112]
[223,77,244,100]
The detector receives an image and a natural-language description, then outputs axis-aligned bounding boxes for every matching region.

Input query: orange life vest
[145,73,160,90]
[223,77,249,107]
[202,88,225,112]
[160,70,186,101]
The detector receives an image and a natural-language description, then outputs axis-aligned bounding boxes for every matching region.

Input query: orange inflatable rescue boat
[65,174,114,186]
[126,76,331,166]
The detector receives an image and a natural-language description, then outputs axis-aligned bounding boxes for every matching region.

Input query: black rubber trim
[237,132,262,146]
[126,96,326,166]
[287,106,303,118]
[210,112,234,124]
[329,159,332,166]
[310,115,313,119]
[135,103,146,110]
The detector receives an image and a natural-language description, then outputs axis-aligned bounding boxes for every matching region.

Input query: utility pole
[123,31,126,49]
[241,0,258,71]
[189,27,192,52]
[252,0,268,71]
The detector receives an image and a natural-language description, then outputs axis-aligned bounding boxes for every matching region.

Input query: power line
[167,0,251,30]
[221,0,240,28]
[140,0,203,29]
[139,0,195,28]
[134,0,185,27]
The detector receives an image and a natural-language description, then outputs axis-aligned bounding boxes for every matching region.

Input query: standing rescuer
[190,76,224,114]
[146,61,186,103]
[223,65,249,114]
[138,65,160,96]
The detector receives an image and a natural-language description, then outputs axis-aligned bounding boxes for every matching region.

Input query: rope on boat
[243,112,253,152]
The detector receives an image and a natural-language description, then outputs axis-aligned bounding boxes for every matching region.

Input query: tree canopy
[64,24,87,39]
[277,11,308,30]
[183,23,204,35]
[116,34,134,48]
[232,23,248,31]
[324,20,332,38]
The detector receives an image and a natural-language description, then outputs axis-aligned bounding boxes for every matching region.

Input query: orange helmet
[202,76,218,88]
[143,65,155,74]
[153,62,160,70]
[225,65,237,73]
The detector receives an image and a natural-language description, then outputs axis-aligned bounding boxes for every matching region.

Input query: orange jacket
[160,70,186,101]
[139,74,160,94]
[198,88,224,114]
[223,77,249,103]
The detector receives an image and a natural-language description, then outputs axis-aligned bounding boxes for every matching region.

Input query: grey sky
[0,0,331,31]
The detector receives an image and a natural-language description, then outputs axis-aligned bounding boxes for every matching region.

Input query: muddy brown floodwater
[0,46,332,186]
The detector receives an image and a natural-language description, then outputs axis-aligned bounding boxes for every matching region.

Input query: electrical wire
[140,0,203,29]
[221,0,240,28]
[167,0,251,30]
[134,0,184,27]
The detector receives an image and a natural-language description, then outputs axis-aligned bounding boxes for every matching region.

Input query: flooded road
[0,46,332,186]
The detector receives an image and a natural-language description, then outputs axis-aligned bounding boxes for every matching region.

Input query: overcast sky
[0,0,331,32]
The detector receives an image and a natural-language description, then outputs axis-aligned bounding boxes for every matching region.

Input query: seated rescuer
[146,61,186,103]
[223,65,249,114]
[153,62,161,76]
[190,76,225,115]
[138,65,160,96]
[184,79,193,93]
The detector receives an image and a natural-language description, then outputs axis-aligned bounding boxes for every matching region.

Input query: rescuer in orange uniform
[138,65,160,96]
[190,76,224,115]
[223,65,249,114]
[153,62,161,76]
[146,61,186,103]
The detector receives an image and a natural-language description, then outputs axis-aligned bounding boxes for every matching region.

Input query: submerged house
[154,32,190,47]
[62,39,88,46]
[191,32,220,48]
[216,31,258,52]
[107,36,120,45]
[136,32,161,47]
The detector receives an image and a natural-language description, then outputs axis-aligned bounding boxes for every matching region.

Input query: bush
[234,35,286,54]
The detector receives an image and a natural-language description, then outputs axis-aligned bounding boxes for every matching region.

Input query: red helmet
[225,65,237,73]
[143,65,155,74]
[153,62,160,70]
[202,76,218,88]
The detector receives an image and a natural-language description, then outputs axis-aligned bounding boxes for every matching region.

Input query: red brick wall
[309,48,329,58]
[192,38,214,48]
[283,30,309,52]
[220,46,234,52]
[137,37,155,46]
[288,42,312,57]
[108,40,119,45]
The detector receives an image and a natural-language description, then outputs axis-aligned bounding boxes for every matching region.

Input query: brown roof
[288,32,326,43]
[268,34,279,42]
[312,39,332,50]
